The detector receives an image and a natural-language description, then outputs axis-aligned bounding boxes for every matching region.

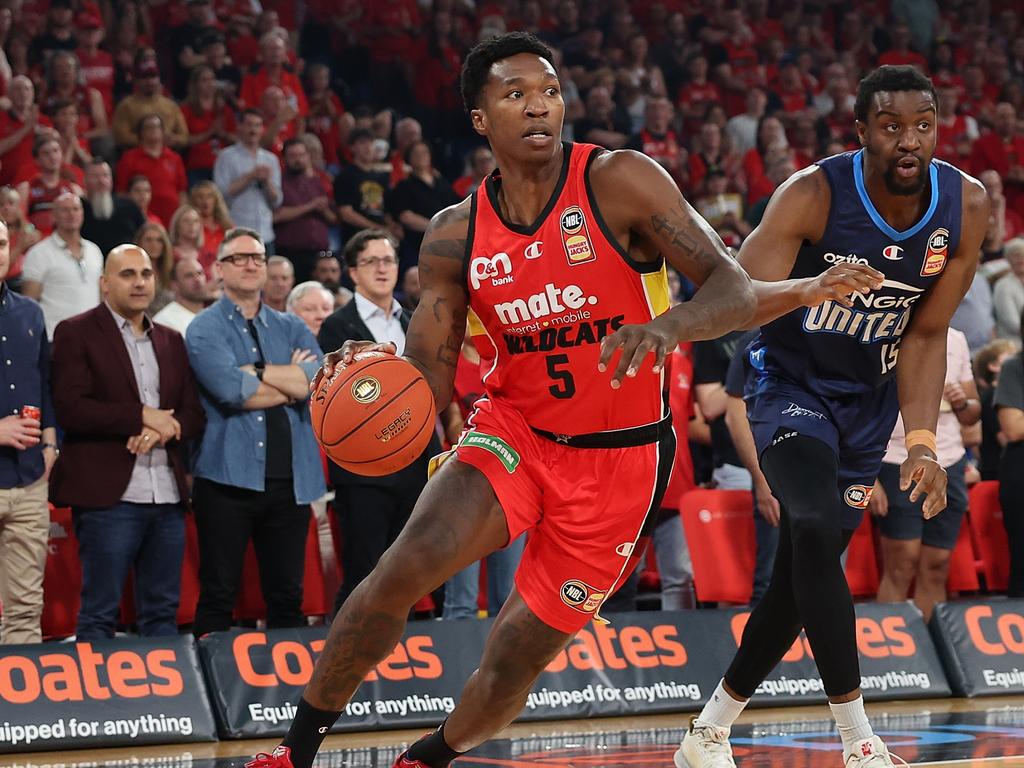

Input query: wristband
[905,429,937,454]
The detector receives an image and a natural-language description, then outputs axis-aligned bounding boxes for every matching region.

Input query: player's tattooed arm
[403,200,472,409]
[590,150,756,386]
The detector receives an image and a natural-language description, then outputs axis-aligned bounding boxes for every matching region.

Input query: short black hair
[343,228,398,269]
[460,31,554,113]
[854,65,938,123]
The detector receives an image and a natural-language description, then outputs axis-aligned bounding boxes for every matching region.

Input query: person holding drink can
[0,216,58,645]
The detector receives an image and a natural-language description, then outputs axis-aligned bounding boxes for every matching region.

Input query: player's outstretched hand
[899,446,947,519]
[598,318,675,389]
[311,340,399,392]
[800,264,884,308]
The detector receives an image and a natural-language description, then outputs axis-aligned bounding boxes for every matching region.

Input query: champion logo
[525,240,543,259]
[882,244,904,261]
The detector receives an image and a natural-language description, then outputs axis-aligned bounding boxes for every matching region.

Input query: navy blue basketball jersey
[751,150,965,397]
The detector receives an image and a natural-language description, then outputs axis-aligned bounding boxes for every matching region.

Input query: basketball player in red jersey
[247,33,754,768]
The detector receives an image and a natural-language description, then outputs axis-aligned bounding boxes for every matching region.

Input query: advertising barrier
[723,602,951,706]
[0,635,217,754]
[198,605,949,739]
[931,599,1024,697]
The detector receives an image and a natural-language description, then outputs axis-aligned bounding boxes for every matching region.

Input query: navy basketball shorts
[745,375,899,530]
[874,454,968,549]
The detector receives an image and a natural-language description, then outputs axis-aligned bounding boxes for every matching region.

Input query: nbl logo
[561,208,584,234]
[560,579,605,613]
[844,484,873,509]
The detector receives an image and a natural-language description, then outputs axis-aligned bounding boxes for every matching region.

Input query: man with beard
[676,65,990,768]
[272,139,336,283]
[81,159,144,257]
[111,60,189,150]
[310,252,342,294]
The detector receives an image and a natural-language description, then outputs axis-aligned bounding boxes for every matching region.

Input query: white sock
[829,696,873,755]
[695,680,748,729]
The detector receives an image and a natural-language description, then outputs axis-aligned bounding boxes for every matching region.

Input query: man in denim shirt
[0,218,56,644]
[186,228,324,636]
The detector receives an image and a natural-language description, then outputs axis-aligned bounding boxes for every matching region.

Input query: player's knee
[788,512,842,555]
[885,552,919,585]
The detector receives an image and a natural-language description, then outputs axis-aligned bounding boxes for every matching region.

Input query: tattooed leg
[443,589,574,751]
[304,460,509,710]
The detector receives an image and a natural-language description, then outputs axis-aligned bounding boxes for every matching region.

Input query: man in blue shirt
[186,227,324,636]
[0,217,57,644]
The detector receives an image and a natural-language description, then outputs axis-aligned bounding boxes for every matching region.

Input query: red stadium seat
[844,513,879,598]
[968,480,1010,591]
[177,512,201,626]
[41,505,81,639]
[679,489,755,605]
[946,511,981,593]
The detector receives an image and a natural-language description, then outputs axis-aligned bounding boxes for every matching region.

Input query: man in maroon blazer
[50,244,204,640]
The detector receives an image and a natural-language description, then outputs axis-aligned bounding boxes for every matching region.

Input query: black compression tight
[724,434,860,699]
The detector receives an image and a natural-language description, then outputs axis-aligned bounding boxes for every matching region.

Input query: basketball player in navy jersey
[677,66,989,768]
[246,33,754,768]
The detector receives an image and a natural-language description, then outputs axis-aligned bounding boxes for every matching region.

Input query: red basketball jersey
[466,142,670,435]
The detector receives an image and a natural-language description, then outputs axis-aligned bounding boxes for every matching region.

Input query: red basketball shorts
[452,396,674,634]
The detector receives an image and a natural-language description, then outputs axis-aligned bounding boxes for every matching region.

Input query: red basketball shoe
[245,746,294,768]
[392,752,431,767]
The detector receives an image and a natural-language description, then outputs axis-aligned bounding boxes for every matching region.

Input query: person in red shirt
[127,175,163,226]
[41,51,108,146]
[115,114,188,226]
[980,169,1024,245]
[182,64,237,185]
[303,63,349,173]
[453,146,496,198]
[240,32,308,117]
[876,23,928,70]
[771,61,811,116]
[0,76,53,188]
[50,99,92,174]
[74,12,114,117]
[388,117,422,187]
[935,85,979,163]
[259,85,302,157]
[16,135,83,236]
[970,102,1024,218]
[676,54,721,132]
[190,180,234,276]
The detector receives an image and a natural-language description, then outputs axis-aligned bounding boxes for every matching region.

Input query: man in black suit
[318,229,440,611]
[80,159,145,258]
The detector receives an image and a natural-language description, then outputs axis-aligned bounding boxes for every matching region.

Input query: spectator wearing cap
[0,217,57,645]
[214,109,282,251]
[263,255,294,313]
[115,115,188,227]
[50,244,204,641]
[240,32,308,118]
[0,76,54,189]
[81,158,145,257]
[273,139,336,283]
[170,0,220,99]
[333,128,392,243]
[111,61,189,149]
[28,0,77,67]
[74,11,115,117]
[21,192,103,339]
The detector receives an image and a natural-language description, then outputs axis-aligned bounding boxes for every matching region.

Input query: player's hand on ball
[799,264,884,308]
[598,318,675,389]
[312,340,399,392]
[900,446,947,519]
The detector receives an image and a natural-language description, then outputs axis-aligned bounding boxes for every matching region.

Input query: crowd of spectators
[0,0,1023,642]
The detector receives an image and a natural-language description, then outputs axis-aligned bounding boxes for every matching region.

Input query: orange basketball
[310,351,436,476]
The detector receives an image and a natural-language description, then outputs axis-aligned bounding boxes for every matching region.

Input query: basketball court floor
[3,697,1024,768]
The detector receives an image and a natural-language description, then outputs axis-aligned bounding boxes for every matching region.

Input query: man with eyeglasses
[21,192,103,339]
[317,228,441,611]
[185,227,325,637]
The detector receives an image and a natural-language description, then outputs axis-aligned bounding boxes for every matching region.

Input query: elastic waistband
[531,414,673,449]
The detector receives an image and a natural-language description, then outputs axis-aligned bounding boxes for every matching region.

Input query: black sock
[281,698,342,768]
[405,721,463,767]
